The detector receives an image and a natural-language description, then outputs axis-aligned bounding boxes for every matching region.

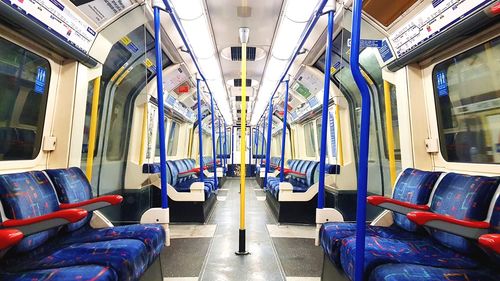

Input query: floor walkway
[162,178,323,281]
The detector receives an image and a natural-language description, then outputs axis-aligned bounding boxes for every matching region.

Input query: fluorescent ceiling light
[169,0,232,125]
[250,0,322,125]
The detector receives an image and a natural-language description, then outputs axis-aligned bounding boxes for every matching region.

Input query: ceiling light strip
[164,0,232,124]
[251,0,329,125]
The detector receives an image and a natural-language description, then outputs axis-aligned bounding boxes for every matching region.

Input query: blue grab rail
[153,6,168,209]
[196,79,204,181]
[263,100,274,188]
[218,116,223,174]
[317,10,335,209]
[223,121,228,175]
[279,80,290,182]
[255,124,260,173]
[210,93,218,188]
[260,116,266,167]
[350,0,371,280]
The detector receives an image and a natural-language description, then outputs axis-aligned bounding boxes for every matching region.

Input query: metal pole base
[235,229,250,255]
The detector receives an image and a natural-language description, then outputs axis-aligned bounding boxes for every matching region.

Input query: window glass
[167,121,179,156]
[0,37,50,161]
[433,37,500,164]
[304,121,316,157]
[155,118,168,157]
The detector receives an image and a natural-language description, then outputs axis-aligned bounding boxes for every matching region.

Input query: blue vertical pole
[279,80,289,182]
[218,117,223,175]
[260,116,266,167]
[263,101,273,188]
[254,123,260,174]
[231,126,234,174]
[210,93,218,188]
[351,0,371,280]
[317,10,334,209]
[153,6,168,209]
[224,122,228,175]
[196,79,204,181]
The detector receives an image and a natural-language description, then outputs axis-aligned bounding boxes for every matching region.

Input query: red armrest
[0,229,24,250]
[407,211,490,229]
[367,196,430,211]
[59,195,123,209]
[478,234,500,254]
[1,209,88,228]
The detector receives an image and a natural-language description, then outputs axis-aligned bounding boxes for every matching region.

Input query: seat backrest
[0,171,59,253]
[305,161,319,187]
[45,168,93,232]
[429,173,499,253]
[391,168,443,232]
[166,160,179,186]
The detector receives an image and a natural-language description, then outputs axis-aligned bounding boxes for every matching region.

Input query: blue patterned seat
[339,173,500,281]
[368,263,499,281]
[320,168,442,264]
[0,170,164,280]
[0,265,118,281]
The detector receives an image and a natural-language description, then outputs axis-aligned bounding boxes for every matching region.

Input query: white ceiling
[206,0,285,122]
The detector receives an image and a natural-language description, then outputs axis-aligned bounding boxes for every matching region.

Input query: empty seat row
[0,167,165,281]
[267,159,340,198]
[143,159,217,199]
[320,168,500,281]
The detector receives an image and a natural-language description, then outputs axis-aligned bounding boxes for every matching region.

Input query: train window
[0,37,50,161]
[155,118,168,157]
[167,121,179,156]
[316,118,322,156]
[304,121,316,157]
[433,37,500,164]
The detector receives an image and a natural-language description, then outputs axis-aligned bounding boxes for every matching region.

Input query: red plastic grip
[1,209,88,228]
[59,195,123,209]
[407,211,490,229]
[478,234,500,254]
[367,196,430,211]
[0,229,24,250]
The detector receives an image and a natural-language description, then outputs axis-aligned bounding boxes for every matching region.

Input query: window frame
[0,34,56,166]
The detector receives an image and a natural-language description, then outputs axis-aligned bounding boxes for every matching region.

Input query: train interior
[0,0,499,280]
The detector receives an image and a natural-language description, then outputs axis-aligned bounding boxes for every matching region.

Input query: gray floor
[162,178,323,281]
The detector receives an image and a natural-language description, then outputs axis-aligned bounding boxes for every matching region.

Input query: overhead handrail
[384,81,397,188]
[85,77,101,181]
[317,9,335,209]
[210,93,218,189]
[350,0,372,280]
[279,80,290,182]
[196,78,205,181]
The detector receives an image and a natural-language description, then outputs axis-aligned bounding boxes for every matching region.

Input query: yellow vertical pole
[384,81,397,189]
[139,104,148,165]
[335,103,344,166]
[237,27,250,255]
[240,42,247,230]
[85,77,101,181]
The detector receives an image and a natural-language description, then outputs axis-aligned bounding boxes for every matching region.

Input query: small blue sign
[378,39,394,62]
[34,67,47,94]
[308,96,319,108]
[436,70,448,97]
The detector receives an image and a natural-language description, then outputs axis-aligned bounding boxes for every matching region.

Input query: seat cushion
[3,239,149,281]
[45,167,94,231]
[53,224,165,265]
[369,263,499,281]
[0,171,60,253]
[0,265,118,281]
[340,236,480,281]
[320,222,426,265]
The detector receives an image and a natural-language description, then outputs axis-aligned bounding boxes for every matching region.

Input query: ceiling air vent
[230,46,256,61]
[236,96,250,102]
[233,79,252,87]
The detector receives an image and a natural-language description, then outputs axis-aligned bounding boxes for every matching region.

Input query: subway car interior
[0,0,499,280]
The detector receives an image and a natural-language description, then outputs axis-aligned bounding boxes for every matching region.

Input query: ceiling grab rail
[350,0,372,280]
[210,93,219,189]
[196,78,205,181]
[263,100,274,190]
[279,80,290,182]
